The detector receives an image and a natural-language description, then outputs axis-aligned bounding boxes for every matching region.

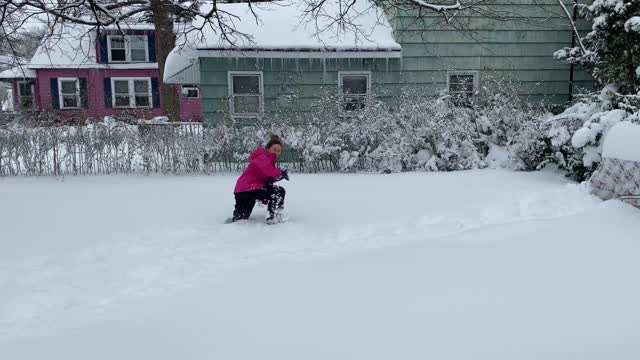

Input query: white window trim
[58,77,81,110]
[446,70,479,97]
[111,77,153,109]
[182,85,200,99]
[228,71,264,118]
[338,71,371,116]
[107,35,150,63]
[17,80,35,109]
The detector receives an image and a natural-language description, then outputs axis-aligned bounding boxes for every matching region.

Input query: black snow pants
[233,185,286,221]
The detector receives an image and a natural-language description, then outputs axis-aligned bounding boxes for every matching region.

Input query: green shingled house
[165,0,592,126]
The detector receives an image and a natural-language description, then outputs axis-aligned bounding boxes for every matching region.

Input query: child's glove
[279,169,290,181]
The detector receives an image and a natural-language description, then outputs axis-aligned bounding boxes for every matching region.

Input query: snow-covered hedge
[205,89,548,174]
[0,91,550,176]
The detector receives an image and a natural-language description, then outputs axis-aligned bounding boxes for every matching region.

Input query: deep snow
[1,170,639,359]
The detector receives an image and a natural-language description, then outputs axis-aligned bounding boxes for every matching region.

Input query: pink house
[0,24,202,122]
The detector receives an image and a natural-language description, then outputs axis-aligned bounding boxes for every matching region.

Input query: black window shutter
[151,77,160,109]
[50,78,59,109]
[104,78,112,108]
[148,31,157,63]
[80,78,89,109]
[99,34,109,64]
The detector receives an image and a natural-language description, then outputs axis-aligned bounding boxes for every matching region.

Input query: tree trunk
[150,0,180,121]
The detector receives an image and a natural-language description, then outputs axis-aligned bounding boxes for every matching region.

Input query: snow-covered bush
[542,87,640,181]
[270,84,547,173]
[1,86,550,176]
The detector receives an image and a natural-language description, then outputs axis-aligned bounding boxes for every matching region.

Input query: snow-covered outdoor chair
[590,121,640,208]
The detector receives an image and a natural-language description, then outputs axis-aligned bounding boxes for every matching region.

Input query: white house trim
[110,77,153,109]
[17,80,35,109]
[107,35,150,63]
[58,77,81,110]
[338,71,372,116]
[227,71,264,118]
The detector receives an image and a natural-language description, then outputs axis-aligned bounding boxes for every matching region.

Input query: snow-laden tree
[555,0,640,94]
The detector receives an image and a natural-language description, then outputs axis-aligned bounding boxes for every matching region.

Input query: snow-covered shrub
[542,87,640,181]
[1,84,551,176]
[266,83,547,173]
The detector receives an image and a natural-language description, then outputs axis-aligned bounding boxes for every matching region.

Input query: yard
[1,170,639,359]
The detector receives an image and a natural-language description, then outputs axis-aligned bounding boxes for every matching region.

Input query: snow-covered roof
[165,0,401,83]
[29,23,157,69]
[191,0,399,51]
[0,66,36,79]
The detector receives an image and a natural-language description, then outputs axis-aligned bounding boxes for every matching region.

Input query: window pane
[62,95,78,108]
[134,80,149,93]
[131,49,147,62]
[449,75,475,94]
[21,97,33,109]
[232,75,260,94]
[115,95,130,107]
[135,95,150,107]
[60,80,77,94]
[342,76,368,95]
[186,89,199,98]
[114,80,129,94]
[129,37,146,49]
[110,37,125,49]
[111,49,126,61]
[233,95,260,113]
[19,83,33,96]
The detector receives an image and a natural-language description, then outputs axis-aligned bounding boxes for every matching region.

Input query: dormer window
[107,35,149,63]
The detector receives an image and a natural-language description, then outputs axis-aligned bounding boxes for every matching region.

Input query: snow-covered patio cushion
[590,157,640,207]
[589,121,640,207]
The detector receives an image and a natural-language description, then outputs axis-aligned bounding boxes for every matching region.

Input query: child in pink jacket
[230,135,289,224]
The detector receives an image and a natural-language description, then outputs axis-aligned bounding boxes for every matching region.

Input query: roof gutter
[196,48,402,59]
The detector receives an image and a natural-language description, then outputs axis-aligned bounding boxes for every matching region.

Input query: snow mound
[624,16,640,32]
[602,121,640,162]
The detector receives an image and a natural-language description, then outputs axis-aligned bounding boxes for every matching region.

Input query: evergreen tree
[556,0,640,94]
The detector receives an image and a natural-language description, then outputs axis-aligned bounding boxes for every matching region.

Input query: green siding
[199,0,593,124]
[199,57,402,126]
[390,0,593,102]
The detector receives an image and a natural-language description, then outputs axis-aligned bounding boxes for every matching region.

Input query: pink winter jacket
[234,148,283,193]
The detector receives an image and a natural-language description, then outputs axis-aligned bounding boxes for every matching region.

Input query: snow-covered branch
[409,0,462,13]
[554,0,587,54]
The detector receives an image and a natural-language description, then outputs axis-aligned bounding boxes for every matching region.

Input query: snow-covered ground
[1,170,639,359]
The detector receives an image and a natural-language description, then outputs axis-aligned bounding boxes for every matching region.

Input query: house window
[339,72,371,114]
[111,78,152,108]
[447,71,478,100]
[228,72,263,117]
[108,35,149,63]
[17,81,34,109]
[182,85,199,99]
[58,78,80,109]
